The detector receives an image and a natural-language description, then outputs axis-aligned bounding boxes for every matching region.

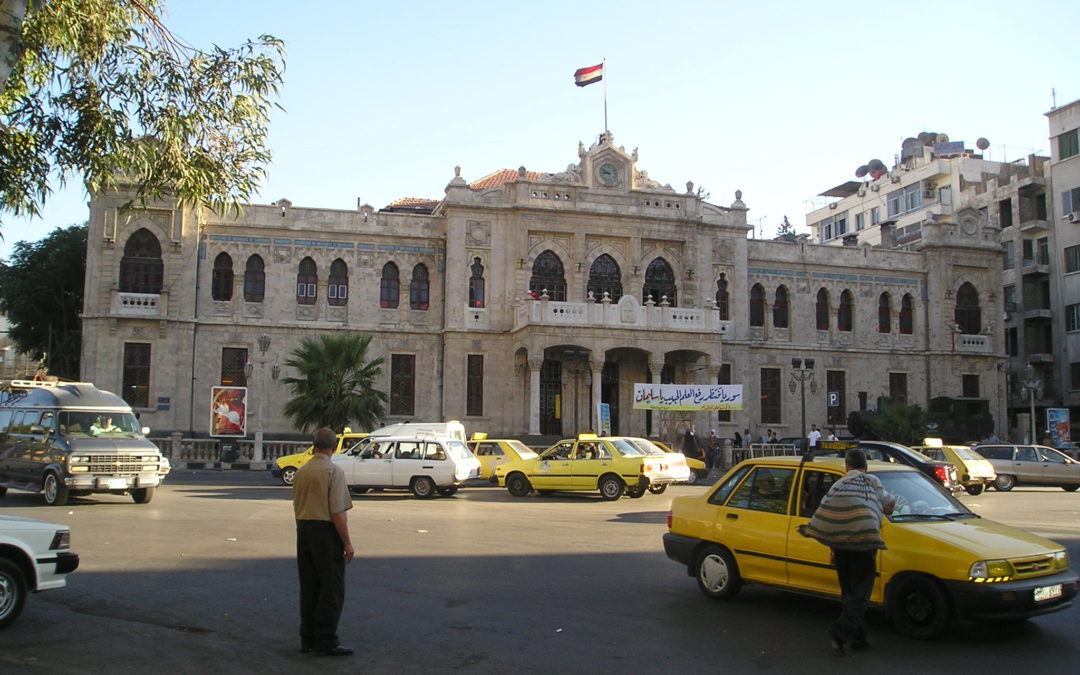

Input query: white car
[331,435,481,499]
[0,515,79,628]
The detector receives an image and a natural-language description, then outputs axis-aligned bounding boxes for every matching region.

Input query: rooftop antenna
[1052,88,1057,108]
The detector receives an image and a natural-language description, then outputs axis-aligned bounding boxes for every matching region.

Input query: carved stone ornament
[712,239,733,263]
[544,163,584,184]
[466,221,491,248]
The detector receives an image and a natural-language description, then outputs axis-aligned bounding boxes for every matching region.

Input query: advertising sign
[632,384,743,411]
[1046,408,1070,449]
[210,386,248,437]
[597,403,612,436]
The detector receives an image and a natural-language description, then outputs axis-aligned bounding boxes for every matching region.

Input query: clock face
[598,162,618,186]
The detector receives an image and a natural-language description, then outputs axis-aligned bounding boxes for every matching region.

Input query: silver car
[974,444,1080,492]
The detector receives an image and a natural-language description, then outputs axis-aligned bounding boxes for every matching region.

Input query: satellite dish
[917,132,931,144]
[855,165,870,178]
[868,159,886,172]
[936,133,950,143]
[976,137,990,150]
[902,137,918,148]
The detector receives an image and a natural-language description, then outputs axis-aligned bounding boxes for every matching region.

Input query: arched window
[243,255,265,303]
[749,283,766,327]
[773,285,789,328]
[296,257,317,305]
[119,228,163,293]
[410,264,429,310]
[899,294,914,335]
[878,293,892,333]
[328,259,348,306]
[955,282,981,334]
[529,250,566,301]
[211,252,233,301]
[838,290,854,332]
[587,254,622,302]
[468,257,485,308]
[642,257,677,306]
[815,289,830,331]
[380,262,399,308]
[715,274,729,320]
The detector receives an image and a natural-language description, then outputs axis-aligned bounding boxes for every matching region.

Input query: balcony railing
[954,333,990,353]
[514,295,726,333]
[115,291,165,317]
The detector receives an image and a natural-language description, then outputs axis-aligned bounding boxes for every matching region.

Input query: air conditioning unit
[828,202,837,210]
[923,187,936,199]
[1069,211,1080,223]
[857,187,867,197]
[870,184,880,192]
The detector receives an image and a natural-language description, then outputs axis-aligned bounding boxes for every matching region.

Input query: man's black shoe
[314,646,354,657]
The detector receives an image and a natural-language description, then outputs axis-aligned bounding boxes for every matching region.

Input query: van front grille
[82,455,145,474]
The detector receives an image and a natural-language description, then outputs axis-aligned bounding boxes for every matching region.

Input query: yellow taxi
[495,432,686,500]
[914,439,997,496]
[467,434,538,482]
[664,456,1078,639]
[271,430,369,485]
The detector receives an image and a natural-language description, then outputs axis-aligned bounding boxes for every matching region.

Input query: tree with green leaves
[867,400,927,446]
[0,0,284,225]
[0,223,86,379]
[281,333,388,433]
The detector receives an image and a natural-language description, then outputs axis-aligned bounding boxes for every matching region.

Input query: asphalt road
[1,472,1078,674]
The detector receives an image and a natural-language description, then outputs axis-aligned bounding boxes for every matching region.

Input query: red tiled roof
[468,168,545,190]
[386,197,439,208]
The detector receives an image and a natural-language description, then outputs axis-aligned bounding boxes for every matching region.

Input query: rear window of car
[921,448,946,461]
[953,447,981,461]
[977,446,1013,460]
[609,439,645,457]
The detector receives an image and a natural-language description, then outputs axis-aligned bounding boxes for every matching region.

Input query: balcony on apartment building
[512,292,730,335]
[114,291,167,317]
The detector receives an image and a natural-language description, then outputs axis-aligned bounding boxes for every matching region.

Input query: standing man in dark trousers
[801,448,895,656]
[293,427,355,656]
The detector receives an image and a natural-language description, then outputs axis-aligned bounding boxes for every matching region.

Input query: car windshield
[60,411,142,437]
[506,441,537,459]
[876,470,974,520]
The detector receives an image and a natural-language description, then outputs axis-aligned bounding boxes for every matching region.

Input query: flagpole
[603,58,608,133]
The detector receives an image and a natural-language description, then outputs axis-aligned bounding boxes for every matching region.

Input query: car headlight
[968,559,1014,582]
[1054,551,1069,571]
[70,466,89,472]
[70,455,88,463]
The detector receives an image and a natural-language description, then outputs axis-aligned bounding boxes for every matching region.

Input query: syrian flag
[574,63,603,87]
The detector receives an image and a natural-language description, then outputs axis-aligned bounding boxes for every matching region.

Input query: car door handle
[726,513,739,520]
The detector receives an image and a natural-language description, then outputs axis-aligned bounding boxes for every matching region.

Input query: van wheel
[132,487,155,504]
[281,466,297,486]
[436,487,458,497]
[888,576,951,639]
[506,473,532,497]
[993,475,1015,491]
[964,484,984,496]
[598,475,624,501]
[43,472,69,506]
[695,545,741,600]
[0,558,28,629]
[411,477,436,499]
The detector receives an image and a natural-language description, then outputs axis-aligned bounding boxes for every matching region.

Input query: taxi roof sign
[922,437,943,447]
[470,432,489,440]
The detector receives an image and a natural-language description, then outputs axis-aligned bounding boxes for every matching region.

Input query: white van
[331,434,480,499]
[367,421,467,443]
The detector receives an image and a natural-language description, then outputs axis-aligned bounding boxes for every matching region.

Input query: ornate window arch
[211,252,233,301]
[715,274,729,320]
[642,257,677,306]
[328,259,348,306]
[529,250,566,301]
[749,283,766,327]
[587,253,622,302]
[773,285,790,328]
[243,255,265,303]
[410,263,429,310]
[119,228,163,293]
[815,288,830,331]
[955,282,981,334]
[296,257,317,305]
[380,262,399,308]
[878,293,892,333]
[468,257,485,308]
[838,289,854,332]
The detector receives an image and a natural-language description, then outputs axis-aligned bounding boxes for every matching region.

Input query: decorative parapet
[115,291,165,317]
[954,333,990,353]
[513,295,726,333]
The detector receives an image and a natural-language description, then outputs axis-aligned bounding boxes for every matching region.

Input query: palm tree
[868,400,926,446]
[281,333,387,433]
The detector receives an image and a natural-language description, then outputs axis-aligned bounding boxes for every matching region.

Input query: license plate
[107,478,128,490]
[1034,584,1063,602]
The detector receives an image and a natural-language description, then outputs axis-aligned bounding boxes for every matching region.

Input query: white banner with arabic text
[632,383,743,411]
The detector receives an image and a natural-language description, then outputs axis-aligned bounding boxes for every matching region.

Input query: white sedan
[1,515,80,628]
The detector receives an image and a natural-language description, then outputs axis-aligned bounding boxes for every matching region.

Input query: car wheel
[993,474,1015,491]
[964,484,984,496]
[411,477,436,499]
[684,470,699,485]
[598,475,624,501]
[131,487,155,504]
[1062,485,1079,492]
[695,545,741,600]
[281,466,297,486]
[648,483,668,495]
[888,576,951,639]
[626,486,646,498]
[43,472,69,506]
[506,473,532,497]
[0,558,29,629]
[436,487,458,497]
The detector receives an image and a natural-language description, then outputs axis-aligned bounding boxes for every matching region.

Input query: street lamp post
[1020,364,1042,444]
[789,358,817,450]
[251,332,272,466]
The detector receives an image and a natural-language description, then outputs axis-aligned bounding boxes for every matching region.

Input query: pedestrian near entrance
[826,428,839,442]
[293,427,355,657]
[807,424,821,449]
[800,449,896,656]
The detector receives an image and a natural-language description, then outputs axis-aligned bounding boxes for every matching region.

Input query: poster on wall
[597,403,612,436]
[632,383,743,411]
[210,386,248,437]
[1046,408,1070,449]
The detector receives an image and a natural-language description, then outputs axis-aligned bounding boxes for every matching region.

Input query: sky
[3,0,1079,258]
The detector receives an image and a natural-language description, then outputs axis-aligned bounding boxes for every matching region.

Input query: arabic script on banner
[632,383,743,411]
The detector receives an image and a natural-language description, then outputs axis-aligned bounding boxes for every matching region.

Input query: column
[649,362,666,445]
[590,360,603,432]
[528,356,543,435]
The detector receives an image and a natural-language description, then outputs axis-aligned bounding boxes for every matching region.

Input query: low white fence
[149,434,308,468]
